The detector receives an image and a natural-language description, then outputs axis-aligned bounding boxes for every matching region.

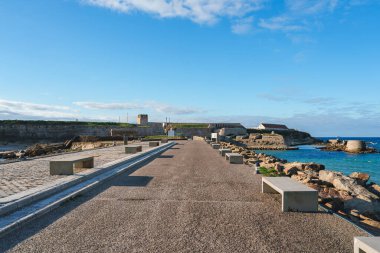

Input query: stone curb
[0,142,173,216]
[0,141,175,238]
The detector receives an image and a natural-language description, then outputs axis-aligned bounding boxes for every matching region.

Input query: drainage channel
[0,142,175,238]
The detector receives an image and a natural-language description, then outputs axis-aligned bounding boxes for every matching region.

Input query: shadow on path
[0,147,170,252]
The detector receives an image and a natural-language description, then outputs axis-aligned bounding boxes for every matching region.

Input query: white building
[257,123,289,131]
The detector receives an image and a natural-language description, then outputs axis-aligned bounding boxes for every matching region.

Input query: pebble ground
[0,142,147,199]
[0,140,368,252]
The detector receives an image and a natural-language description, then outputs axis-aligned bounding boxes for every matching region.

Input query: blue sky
[0,0,379,136]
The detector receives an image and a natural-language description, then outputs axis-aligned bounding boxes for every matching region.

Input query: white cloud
[285,0,339,14]
[259,16,305,31]
[73,101,143,110]
[83,0,265,24]
[0,99,77,119]
[74,101,204,115]
[231,16,254,34]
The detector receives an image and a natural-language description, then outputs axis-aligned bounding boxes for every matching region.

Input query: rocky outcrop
[247,128,318,146]
[219,140,380,232]
[321,139,377,154]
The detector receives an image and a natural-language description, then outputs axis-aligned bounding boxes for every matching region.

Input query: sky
[0,0,379,136]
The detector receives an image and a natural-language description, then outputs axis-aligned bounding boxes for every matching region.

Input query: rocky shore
[0,136,126,162]
[220,141,380,233]
[320,139,377,154]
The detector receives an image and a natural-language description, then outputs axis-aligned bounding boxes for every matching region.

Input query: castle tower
[137,114,148,125]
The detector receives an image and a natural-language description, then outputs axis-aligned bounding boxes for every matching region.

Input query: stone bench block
[125,145,143,154]
[262,177,318,212]
[225,153,243,164]
[354,237,380,253]
[149,141,160,147]
[50,156,94,175]
[211,143,221,149]
[219,148,232,156]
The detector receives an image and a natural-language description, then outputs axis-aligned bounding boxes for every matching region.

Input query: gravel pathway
[0,140,368,252]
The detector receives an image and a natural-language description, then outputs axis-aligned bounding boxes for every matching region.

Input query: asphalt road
[0,140,367,253]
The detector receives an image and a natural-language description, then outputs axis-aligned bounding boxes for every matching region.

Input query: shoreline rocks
[219,140,380,232]
[320,139,377,154]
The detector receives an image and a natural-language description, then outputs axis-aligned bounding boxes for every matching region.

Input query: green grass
[258,167,285,177]
[142,135,184,140]
[170,123,209,128]
[0,120,136,127]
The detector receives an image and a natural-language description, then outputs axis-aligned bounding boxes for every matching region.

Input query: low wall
[174,128,211,137]
[0,123,164,142]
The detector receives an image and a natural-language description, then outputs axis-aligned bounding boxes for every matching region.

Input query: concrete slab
[354,237,380,253]
[219,148,232,156]
[225,153,243,164]
[125,145,143,154]
[262,177,318,212]
[149,141,160,147]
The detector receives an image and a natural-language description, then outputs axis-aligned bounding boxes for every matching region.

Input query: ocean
[257,137,380,184]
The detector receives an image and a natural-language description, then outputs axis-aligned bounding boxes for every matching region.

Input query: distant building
[137,114,148,125]
[257,123,289,131]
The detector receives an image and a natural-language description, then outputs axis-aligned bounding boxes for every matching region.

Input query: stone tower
[137,114,148,125]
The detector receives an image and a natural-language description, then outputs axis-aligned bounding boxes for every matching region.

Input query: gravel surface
[0,140,368,252]
[0,142,149,199]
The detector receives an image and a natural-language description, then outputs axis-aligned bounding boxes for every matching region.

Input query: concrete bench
[125,145,143,154]
[161,139,168,143]
[211,143,221,149]
[262,177,318,212]
[149,141,160,147]
[354,237,380,253]
[219,148,231,156]
[50,156,94,175]
[225,153,243,164]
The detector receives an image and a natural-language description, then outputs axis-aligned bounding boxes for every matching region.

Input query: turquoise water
[256,137,380,185]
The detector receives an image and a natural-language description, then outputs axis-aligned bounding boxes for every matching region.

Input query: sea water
[257,137,380,184]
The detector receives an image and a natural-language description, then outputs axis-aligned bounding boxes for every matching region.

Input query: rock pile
[219,141,380,232]
[321,139,377,154]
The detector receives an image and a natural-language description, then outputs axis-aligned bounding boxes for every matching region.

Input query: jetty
[0,140,368,252]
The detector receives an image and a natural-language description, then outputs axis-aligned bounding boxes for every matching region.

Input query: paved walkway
[0,142,149,199]
[1,141,367,252]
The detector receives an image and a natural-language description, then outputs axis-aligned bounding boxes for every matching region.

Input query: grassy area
[170,123,209,128]
[0,120,136,127]
[258,167,286,177]
[142,135,185,140]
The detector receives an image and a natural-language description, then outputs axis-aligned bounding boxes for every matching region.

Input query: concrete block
[354,237,380,253]
[50,157,94,175]
[225,153,243,164]
[125,145,143,154]
[261,177,318,212]
[161,139,168,143]
[211,143,221,149]
[219,148,232,156]
[149,141,160,147]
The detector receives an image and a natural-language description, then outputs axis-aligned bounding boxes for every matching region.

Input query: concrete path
[0,141,367,252]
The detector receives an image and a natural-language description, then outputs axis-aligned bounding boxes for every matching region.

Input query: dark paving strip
[0,141,367,253]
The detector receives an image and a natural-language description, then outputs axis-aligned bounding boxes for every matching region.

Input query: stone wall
[0,123,163,143]
[174,128,211,137]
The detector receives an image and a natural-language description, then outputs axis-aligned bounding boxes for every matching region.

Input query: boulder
[368,184,380,197]
[344,197,380,220]
[349,172,370,186]
[304,163,325,172]
[319,170,343,184]
[274,163,284,172]
[0,151,17,159]
[284,166,299,176]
